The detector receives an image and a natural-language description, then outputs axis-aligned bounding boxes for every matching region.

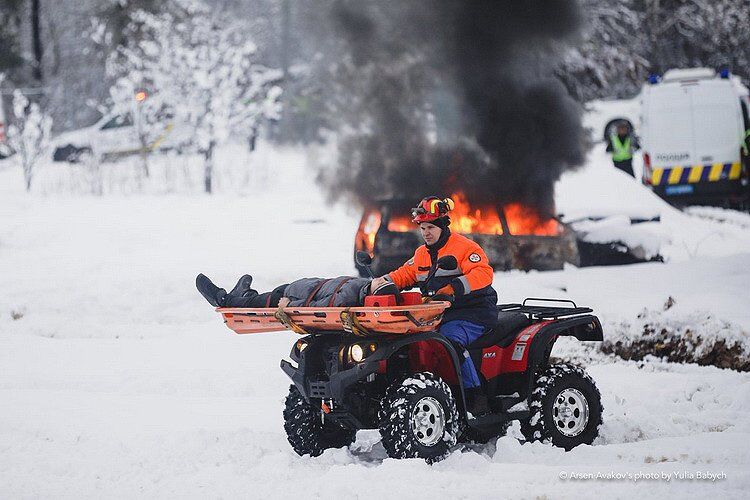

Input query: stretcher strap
[274,307,308,335]
[304,279,331,307]
[327,277,354,306]
[340,309,370,336]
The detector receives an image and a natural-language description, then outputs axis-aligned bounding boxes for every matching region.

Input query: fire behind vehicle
[355,192,579,276]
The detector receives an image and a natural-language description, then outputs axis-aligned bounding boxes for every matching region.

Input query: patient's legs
[223,284,288,307]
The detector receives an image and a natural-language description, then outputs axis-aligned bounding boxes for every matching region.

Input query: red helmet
[411,196,455,223]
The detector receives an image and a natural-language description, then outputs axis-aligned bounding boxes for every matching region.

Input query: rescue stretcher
[218,292,450,336]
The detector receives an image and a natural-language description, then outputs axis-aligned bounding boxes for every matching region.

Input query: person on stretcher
[196,273,398,308]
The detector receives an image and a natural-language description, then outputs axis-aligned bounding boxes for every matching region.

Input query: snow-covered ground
[1,134,749,498]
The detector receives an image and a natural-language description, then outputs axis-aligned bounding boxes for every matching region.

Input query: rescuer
[369,196,499,415]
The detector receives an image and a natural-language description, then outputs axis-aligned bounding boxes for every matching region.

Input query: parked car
[51,111,187,163]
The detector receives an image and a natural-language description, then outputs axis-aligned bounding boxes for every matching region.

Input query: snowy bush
[6,90,52,192]
[104,0,283,193]
[601,306,750,372]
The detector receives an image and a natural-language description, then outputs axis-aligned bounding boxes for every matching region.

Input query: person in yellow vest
[606,121,640,177]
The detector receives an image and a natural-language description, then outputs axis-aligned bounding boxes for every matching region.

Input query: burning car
[354,193,580,276]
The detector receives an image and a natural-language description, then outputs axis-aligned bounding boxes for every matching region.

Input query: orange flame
[358,210,382,252]
[448,192,504,234]
[387,215,412,232]
[361,192,561,241]
[503,202,560,236]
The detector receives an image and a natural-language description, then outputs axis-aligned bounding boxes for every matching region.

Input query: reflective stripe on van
[651,162,741,186]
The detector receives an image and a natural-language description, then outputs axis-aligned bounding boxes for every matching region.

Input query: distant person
[606,121,640,177]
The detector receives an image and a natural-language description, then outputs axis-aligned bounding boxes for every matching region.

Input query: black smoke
[318,0,588,217]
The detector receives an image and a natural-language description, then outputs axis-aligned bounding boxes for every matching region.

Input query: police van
[640,68,750,207]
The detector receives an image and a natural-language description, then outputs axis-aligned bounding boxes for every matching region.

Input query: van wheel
[521,363,602,451]
[378,372,460,463]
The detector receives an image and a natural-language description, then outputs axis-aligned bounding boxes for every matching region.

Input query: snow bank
[601,307,750,371]
[570,215,665,260]
[555,144,750,263]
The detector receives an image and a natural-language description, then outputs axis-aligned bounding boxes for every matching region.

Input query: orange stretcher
[217,301,451,336]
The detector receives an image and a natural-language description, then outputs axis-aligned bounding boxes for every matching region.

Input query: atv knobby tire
[378,372,460,463]
[283,385,356,457]
[521,363,602,451]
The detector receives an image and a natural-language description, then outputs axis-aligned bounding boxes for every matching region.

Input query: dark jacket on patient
[284,277,371,307]
[223,276,371,308]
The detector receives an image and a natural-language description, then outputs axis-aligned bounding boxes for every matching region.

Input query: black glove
[429,293,454,304]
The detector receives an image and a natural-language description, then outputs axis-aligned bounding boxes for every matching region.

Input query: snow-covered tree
[559,0,750,101]
[105,0,283,193]
[7,90,52,192]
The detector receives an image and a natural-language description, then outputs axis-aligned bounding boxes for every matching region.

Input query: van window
[100,113,133,130]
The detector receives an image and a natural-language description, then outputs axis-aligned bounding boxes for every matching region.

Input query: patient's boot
[229,274,253,297]
[196,273,228,307]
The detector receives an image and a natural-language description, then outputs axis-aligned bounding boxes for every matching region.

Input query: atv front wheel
[283,385,356,457]
[521,363,603,451]
[378,372,460,463]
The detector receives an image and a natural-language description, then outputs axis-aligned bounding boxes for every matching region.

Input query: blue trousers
[439,320,484,389]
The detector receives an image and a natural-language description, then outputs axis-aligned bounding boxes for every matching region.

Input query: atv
[215,254,604,463]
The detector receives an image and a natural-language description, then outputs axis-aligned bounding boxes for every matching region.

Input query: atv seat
[467,311,532,349]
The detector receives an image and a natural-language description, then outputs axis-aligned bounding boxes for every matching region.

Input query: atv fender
[280,331,468,414]
[526,315,603,373]
[363,331,470,415]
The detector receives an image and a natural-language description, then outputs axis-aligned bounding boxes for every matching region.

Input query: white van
[640,68,750,206]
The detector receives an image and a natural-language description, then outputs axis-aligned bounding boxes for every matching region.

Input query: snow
[569,214,665,259]
[555,142,750,262]
[2,117,750,497]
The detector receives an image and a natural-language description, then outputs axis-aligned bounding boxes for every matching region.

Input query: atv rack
[497,298,592,320]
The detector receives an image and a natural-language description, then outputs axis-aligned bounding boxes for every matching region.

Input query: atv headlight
[346,342,377,364]
[350,344,364,363]
[296,339,308,353]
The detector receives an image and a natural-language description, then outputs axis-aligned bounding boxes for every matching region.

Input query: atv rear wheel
[378,372,460,463]
[521,363,602,451]
[283,385,356,457]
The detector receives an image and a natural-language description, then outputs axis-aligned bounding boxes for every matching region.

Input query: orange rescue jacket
[387,232,498,326]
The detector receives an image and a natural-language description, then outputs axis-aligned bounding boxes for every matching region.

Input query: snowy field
[1,137,749,499]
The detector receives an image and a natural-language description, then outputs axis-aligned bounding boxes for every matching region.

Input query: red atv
[217,258,604,463]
